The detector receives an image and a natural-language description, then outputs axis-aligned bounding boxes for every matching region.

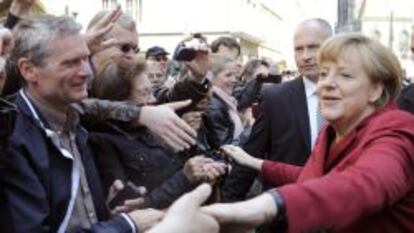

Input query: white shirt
[303,76,319,149]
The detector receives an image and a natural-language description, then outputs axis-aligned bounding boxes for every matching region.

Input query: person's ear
[369,82,384,104]
[17,58,39,84]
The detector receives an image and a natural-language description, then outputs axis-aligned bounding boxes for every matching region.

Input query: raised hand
[9,0,35,17]
[85,5,122,55]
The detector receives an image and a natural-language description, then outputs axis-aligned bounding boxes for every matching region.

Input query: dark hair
[239,59,269,81]
[210,36,241,56]
[91,58,146,101]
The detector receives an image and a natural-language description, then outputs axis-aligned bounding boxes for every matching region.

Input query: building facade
[40,0,337,70]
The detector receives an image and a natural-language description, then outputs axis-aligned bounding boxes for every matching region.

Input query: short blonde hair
[318,33,402,107]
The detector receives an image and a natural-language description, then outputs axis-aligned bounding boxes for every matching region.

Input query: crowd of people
[0,1,414,233]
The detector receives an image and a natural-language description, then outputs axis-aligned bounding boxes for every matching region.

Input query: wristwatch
[268,189,287,231]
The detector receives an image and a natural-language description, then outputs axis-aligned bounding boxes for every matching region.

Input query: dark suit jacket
[222,77,312,201]
[0,94,133,233]
[397,83,414,114]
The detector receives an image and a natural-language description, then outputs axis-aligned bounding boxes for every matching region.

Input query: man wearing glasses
[88,11,140,73]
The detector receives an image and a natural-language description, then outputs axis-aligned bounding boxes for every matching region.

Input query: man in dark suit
[222,18,333,202]
[398,84,414,113]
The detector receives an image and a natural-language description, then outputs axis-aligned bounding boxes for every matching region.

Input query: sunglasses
[154,56,168,62]
[118,43,140,54]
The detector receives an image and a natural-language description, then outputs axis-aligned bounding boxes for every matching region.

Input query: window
[126,0,133,16]
[111,0,118,8]
[102,0,110,9]
[399,30,409,58]
[372,29,381,41]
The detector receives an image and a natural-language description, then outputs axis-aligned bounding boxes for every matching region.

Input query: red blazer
[261,103,414,233]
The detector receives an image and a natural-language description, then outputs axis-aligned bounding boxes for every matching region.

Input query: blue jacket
[0,93,135,233]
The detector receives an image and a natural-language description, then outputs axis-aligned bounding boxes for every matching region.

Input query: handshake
[110,146,277,233]
[147,183,278,233]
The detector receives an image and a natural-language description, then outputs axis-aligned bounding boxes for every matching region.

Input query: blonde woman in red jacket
[202,33,414,233]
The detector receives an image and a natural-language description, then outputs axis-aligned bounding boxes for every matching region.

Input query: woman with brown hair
[88,58,227,210]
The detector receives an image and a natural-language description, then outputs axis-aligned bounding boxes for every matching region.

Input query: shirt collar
[303,76,318,98]
[26,91,79,134]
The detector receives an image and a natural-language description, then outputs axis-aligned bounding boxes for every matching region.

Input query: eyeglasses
[154,55,168,62]
[118,43,140,54]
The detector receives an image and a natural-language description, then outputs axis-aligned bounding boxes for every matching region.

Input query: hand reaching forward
[139,100,197,152]
[221,145,263,170]
[202,192,278,233]
[147,183,219,233]
[183,156,228,183]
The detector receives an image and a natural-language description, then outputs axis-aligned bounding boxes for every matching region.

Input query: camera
[175,47,197,62]
[174,33,207,62]
[256,73,282,84]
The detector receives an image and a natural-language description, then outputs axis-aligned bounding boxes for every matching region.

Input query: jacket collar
[15,89,89,155]
[286,77,312,152]
[301,101,399,178]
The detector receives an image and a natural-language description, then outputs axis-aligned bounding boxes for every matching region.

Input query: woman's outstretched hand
[221,145,263,171]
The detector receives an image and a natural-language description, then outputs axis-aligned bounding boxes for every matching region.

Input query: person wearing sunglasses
[87,10,139,74]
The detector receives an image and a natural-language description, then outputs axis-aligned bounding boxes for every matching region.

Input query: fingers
[93,22,115,39]
[123,197,145,209]
[112,205,130,214]
[179,183,212,209]
[165,99,192,111]
[221,145,244,160]
[186,157,228,183]
[202,163,227,182]
[140,104,196,151]
[112,197,145,214]
[106,179,124,209]
[172,116,197,141]
[100,38,119,50]
[137,186,147,196]
[167,118,196,147]
[162,127,192,151]
[202,203,234,224]
[108,179,124,195]
[159,113,196,151]
[95,5,122,29]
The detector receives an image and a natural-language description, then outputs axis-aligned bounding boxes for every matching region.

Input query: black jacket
[232,79,263,111]
[222,78,312,202]
[88,122,195,209]
[0,93,134,233]
[202,92,236,150]
[397,83,414,114]
[86,77,210,209]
